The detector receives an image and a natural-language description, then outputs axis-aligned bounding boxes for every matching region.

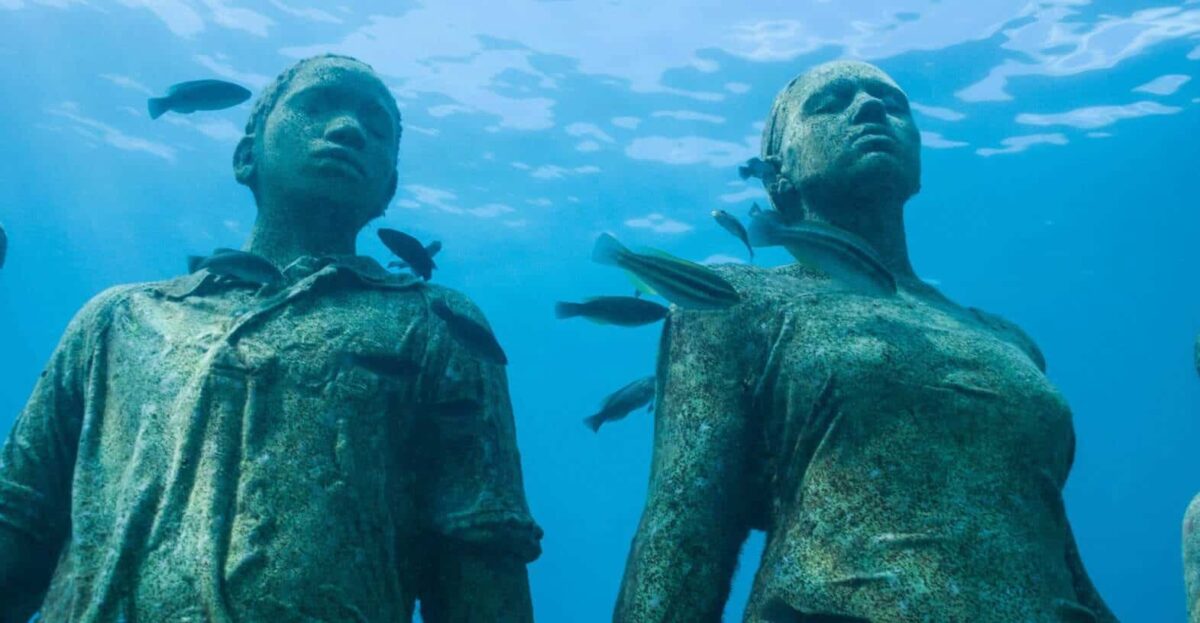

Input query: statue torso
[33,259,537,622]
[715,265,1095,622]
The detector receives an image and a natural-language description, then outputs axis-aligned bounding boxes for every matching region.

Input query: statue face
[253,59,399,227]
[778,61,920,206]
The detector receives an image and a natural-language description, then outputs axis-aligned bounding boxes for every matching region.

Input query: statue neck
[245,197,360,269]
[801,189,917,280]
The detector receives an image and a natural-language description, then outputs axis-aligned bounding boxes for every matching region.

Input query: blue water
[1,2,1197,621]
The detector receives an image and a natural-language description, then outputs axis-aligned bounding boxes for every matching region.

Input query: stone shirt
[624,263,1115,623]
[0,256,540,622]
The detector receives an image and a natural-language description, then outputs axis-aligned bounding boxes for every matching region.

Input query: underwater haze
[1,1,1198,620]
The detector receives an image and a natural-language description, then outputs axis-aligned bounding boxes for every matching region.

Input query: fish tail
[147,97,170,120]
[583,413,605,433]
[554,302,583,319]
[591,232,626,267]
[186,255,205,273]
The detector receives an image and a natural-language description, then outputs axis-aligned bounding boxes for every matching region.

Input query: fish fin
[147,97,170,120]
[186,255,205,273]
[737,164,752,180]
[591,232,626,267]
[554,302,582,319]
[583,414,604,433]
[624,271,659,297]
[427,241,442,257]
[640,247,683,261]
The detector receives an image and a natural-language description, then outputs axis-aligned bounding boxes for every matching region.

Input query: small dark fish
[187,249,283,287]
[747,203,896,296]
[148,79,251,120]
[378,229,436,281]
[591,233,740,311]
[711,209,753,260]
[0,223,6,269]
[431,299,507,366]
[584,376,656,432]
[738,156,778,187]
[388,240,442,275]
[339,351,421,383]
[185,247,239,273]
[554,296,668,327]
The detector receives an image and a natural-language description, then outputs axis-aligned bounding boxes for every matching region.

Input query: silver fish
[711,209,753,260]
[747,204,896,296]
[591,233,740,311]
[148,79,251,120]
[584,376,656,432]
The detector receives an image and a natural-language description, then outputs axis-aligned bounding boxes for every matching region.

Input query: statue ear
[233,135,256,187]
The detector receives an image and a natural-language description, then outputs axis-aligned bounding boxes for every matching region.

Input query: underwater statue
[0,55,540,622]
[614,60,1117,622]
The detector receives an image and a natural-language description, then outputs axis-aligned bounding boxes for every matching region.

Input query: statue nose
[851,94,887,125]
[324,116,366,150]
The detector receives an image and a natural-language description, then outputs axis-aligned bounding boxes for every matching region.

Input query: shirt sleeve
[416,289,542,563]
[0,287,119,610]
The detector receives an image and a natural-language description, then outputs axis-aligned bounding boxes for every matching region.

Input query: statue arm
[416,291,541,621]
[614,308,756,623]
[1064,520,1119,623]
[0,298,98,622]
[418,544,534,623]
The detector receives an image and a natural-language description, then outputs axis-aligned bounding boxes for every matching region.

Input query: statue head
[234,54,402,231]
[761,60,921,221]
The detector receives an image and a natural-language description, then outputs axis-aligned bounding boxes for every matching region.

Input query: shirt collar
[157,254,422,300]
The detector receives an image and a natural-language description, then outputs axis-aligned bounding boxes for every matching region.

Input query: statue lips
[851,125,896,153]
[310,146,365,178]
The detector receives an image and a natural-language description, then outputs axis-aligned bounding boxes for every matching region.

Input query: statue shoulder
[69,282,147,332]
[702,261,826,312]
[966,306,1047,372]
[663,262,798,341]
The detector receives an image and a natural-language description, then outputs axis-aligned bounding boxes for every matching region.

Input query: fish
[583,376,656,432]
[746,203,897,296]
[0,223,6,269]
[388,240,442,275]
[339,351,421,383]
[378,229,436,281]
[738,156,778,187]
[711,209,754,260]
[430,299,508,366]
[187,249,283,288]
[147,79,252,120]
[554,296,669,327]
[591,233,740,311]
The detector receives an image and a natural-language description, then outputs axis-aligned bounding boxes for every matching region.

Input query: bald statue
[614,61,1117,622]
[0,55,540,622]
